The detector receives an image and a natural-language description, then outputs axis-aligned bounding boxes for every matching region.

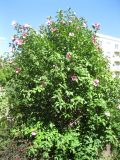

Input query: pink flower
[50,27,57,32]
[15,67,21,74]
[92,35,97,44]
[15,38,23,45]
[93,79,99,86]
[92,23,100,30]
[23,23,30,29]
[69,32,74,37]
[71,75,77,81]
[47,20,53,25]
[11,20,17,27]
[66,52,71,60]
[22,33,27,38]
[31,131,37,136]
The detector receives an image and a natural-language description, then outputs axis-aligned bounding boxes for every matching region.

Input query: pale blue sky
[0,0,120,54]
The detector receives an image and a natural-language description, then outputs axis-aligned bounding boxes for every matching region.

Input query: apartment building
[97,33,120,77]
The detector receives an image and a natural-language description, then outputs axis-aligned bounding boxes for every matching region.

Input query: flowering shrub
[7,9,120,159]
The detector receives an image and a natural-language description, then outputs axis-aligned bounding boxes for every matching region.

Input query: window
[114,52,120,57]
[114,61,120,66]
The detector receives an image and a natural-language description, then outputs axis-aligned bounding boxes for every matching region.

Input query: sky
[0,0,120,55]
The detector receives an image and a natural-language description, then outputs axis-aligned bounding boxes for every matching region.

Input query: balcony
[114,51,120,56]
[113,57,120,62]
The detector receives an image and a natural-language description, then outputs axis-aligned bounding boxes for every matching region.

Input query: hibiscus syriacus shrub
[7,9,120,159]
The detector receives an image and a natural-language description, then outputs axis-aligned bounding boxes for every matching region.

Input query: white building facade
[97,33,120,77]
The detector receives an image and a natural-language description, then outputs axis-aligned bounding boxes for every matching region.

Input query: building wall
[97,33,120,77]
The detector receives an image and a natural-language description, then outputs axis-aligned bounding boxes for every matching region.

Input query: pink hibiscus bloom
[66,52,71,60]
[92,35,97,44]
[23,23,30,29]
[93,79,99,86]
[92,23,100,30]
[47,20,53,25]
[71,75,78,81]
[51,27,57,32]
[15,38,23,45]
[22,33,27,38]
[31,131,37,136]
[15,67,21,74]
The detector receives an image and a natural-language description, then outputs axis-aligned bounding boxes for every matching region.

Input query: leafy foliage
[5,9,120,159]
